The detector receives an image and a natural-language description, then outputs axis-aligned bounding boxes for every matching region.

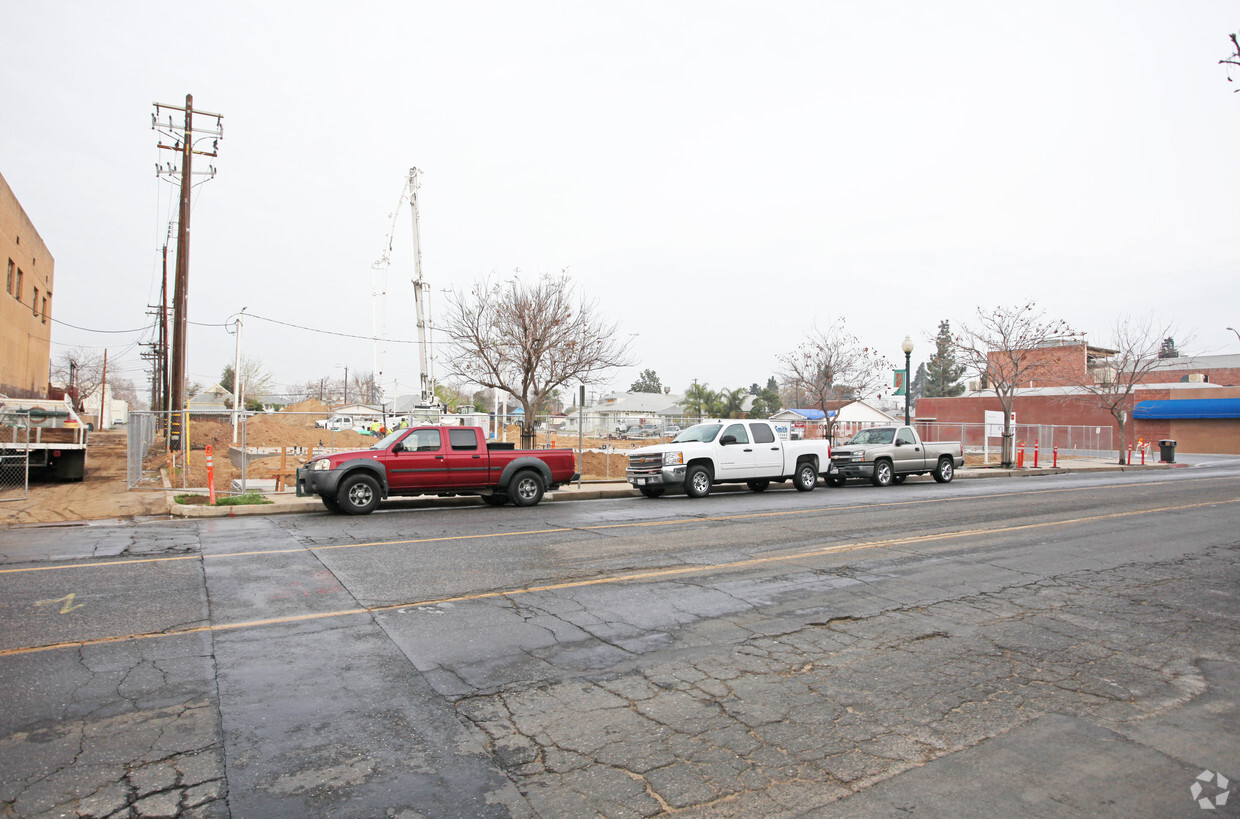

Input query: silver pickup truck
[827,425,963,487]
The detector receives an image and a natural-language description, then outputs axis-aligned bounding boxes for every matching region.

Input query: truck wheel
[793,461,817,492]
[827,475,846,487]
[482,493,510,506]
[510,470,545,507]
[321,495,342,513]
[933,457,955,483]
[337,473,381,515]
[685,465,712,498]
[746,479,769,492]
[639,486,664,498]
[892,474,907,485]
[871,460,894,487]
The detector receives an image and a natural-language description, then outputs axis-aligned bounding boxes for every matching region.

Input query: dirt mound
[281,399,330,414]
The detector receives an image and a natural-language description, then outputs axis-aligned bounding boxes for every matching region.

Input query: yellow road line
[1,496,1235,658]
[0,475,1232,576]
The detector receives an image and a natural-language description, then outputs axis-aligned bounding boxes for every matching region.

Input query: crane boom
[408,167,435,405]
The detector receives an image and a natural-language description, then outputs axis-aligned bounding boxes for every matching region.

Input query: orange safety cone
[1127,441,1133,465]
[205,445,216,505]
[1034,440,1040,468]
[1017,441,1025,469]
[1053,443,1059,468]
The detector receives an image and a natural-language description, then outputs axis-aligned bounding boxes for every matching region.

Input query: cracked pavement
[1,470,1238,816]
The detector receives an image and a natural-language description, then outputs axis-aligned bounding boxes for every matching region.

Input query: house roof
[1133,398,1240,420]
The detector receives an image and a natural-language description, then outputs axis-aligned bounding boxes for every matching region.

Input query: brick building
[1,171,54,399]
[918,342,1240,454]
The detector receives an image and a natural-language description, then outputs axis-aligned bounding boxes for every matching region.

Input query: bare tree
[1069,316,1191,464]
[349,371,380,405]
[1222,32,1240,91]
[952,303,1073,466]
[50,348,105,411]
[440,272,635,448]
[779,318,889,440]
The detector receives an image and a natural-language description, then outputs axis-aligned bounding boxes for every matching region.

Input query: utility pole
[100,349,108,430]
[153,95,222,427]
[231,309,245,443]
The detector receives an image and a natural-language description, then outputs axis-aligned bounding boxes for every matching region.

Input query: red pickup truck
[296,425,579,515]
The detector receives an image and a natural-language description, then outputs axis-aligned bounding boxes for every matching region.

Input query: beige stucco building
[1,171,54,398]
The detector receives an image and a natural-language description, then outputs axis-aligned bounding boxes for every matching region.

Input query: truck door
[717,423,757,478]
[748,422,783,475]
[444,427,488,487]
[386,428,451,491]
[893,427,923,473]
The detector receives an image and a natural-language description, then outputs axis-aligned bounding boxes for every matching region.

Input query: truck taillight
[52,450,61,457]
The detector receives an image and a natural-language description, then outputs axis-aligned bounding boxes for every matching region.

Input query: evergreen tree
[910,362,928,400]
[925,320,966,397]
[630,369,663,393]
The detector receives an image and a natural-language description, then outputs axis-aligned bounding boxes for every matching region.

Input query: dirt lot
[0,431,168,526]
[0,405,642,525]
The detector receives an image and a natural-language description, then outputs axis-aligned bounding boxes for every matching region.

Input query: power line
[244,312,428,344]
[49,317,150,334]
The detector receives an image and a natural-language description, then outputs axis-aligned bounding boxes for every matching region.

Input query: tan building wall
[1,171,54,398]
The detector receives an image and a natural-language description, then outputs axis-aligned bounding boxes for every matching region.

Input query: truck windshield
[846,428,895,445]
[671,423,723,443]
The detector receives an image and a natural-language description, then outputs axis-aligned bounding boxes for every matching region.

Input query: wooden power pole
[153,95,222,423]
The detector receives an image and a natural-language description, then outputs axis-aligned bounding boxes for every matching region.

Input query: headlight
[663,451,683,466]
[310,458,333,471]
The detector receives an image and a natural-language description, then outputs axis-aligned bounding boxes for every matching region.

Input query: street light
[901,335,914,426]
[1228,326,1240,343]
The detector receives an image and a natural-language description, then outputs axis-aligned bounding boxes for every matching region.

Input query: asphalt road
[1,465,1238,817]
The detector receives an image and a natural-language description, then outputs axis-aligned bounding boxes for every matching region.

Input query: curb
[167,462,1179,518]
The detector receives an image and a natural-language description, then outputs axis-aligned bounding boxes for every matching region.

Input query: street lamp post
[901,335,914,426]
[1228,326,1240,343]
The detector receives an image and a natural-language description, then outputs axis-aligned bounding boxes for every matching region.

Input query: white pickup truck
[626,420,832,498]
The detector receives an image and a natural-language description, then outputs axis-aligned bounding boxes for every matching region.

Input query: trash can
[1158,439,1177,463]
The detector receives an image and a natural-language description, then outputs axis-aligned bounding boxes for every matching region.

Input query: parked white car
[626,420,831,498]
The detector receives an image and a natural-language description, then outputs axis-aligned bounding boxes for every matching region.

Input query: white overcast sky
[3,2,1239,404]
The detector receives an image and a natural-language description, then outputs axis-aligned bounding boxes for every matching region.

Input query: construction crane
[372,167,440,409]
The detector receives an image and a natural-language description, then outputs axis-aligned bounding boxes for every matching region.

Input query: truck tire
[337,473,381,515]
[685,465,712,498]
[871,459,894,487]
[826,475,846,487]
[892,474,907,485]
[482,493,510,506]
[933,457,955,483]
[793,460,817,492]
[746,479,769,492]
[639,486,665,498]
[510,470,545,507]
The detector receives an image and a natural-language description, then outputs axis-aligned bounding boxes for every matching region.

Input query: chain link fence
[125,410,1122,495]
[916,422,1115,461]
[1,412,31,502]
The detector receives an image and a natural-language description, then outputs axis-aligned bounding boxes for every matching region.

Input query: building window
[32,287,39,315]
[42,295,48,323]
[15,268,22,300]
[5,259,12,295]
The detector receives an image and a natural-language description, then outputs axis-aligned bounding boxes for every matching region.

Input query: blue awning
[1133,398,1240,420]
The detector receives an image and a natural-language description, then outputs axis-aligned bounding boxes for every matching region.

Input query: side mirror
[720,434,737,445]
[391,441,405,453]
[894,440,906,447]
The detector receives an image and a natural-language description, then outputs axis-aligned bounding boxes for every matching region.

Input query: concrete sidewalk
[169,457,1183,518]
